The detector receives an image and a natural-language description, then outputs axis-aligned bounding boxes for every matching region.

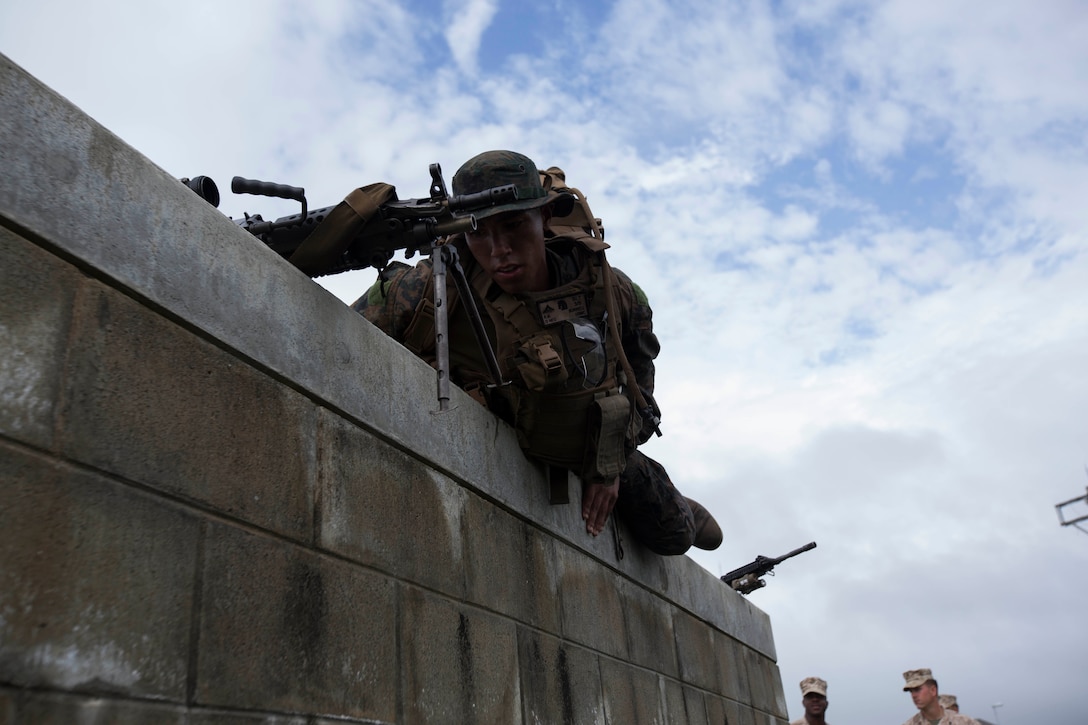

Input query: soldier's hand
[581,477,619,537]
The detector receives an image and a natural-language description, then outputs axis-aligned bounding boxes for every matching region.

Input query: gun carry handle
[232,176,307,219]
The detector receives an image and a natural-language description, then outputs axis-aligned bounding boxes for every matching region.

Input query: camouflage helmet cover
[800,677,828,697]
[902,668,935,691]
[453,150,562,220]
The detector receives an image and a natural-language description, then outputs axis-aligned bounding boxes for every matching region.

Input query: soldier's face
[802,693,828,717]
[465,208,550,294]
[909,682,937,710]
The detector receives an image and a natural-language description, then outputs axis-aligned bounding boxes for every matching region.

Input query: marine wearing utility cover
[355,150,721,555]
[363,151,657,484]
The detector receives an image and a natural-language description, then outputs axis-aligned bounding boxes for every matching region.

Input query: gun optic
[180,176,220,208]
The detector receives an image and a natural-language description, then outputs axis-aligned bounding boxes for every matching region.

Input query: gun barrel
[433,214,476,238]
[720,541,817,587]
[780,541,817,561]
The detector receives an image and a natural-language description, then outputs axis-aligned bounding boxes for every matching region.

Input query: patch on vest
[538,294,589,326]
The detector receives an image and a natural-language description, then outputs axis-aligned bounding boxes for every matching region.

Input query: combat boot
[685,497,723,550]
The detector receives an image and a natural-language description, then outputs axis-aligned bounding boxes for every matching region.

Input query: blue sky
[3,1,1087,722]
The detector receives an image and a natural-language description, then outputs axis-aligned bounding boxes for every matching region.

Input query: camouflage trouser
[615,450,695,556]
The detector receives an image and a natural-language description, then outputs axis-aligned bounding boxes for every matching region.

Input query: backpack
[538,166,606,247]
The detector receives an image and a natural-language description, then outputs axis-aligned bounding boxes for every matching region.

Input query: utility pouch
[585,392,632,482]
[509,388,589,470]
[403,298,436,356]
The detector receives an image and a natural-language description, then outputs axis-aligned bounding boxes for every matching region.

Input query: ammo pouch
[586,390,638,482]
[500,384,635,484]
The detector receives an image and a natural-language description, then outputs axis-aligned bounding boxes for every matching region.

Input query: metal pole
[991,702,1003,725]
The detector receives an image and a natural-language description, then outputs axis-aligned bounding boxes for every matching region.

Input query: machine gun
[721,541,816,595]
[183,164,517,278]
[182,164,513,408]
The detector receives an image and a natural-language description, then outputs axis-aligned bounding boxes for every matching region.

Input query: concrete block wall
[0,53,788,724]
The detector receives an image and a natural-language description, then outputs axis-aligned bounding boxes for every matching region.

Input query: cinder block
[399,587,520,725]
[317,411,468,598]
[707,696,744,725]
[0,228,81,450]
[462,492,561,631]
[609,531,673,601]
[186,712,309,725]
[764,657,787,720]
[554,545,629,659]
[2,690,187,724]
[719,588,777,661]
[187,708,362,724]
[516,628,605,724]
[598,657,666,724]
[58,279,316,540]
[619,578,679,678]
[672,610,722,693]
[723,697,786,725]
[194,523,396,721]
[0,443,199,700]
[742,703,786,725]
[741,646,787,717]
[661,679,685,724]
[713,633,747,701]
[674,685,710,725]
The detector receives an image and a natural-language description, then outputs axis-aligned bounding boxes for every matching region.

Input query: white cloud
[442,0,499,77]
[845,99,911,171]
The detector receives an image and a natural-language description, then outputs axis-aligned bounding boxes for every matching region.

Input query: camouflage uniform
[900,670,979,725]
[899,712,980,725]
[354,229,696,555]
[937,696,982,725]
